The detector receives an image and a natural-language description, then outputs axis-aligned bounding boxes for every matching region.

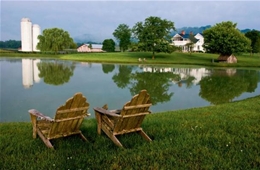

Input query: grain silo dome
[32,24,40,28]
[21,18,31,22]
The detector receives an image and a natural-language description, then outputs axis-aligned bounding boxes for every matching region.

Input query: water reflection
[1,58,259,122]
[109,64,259,105]
[21,60,260,104]
[22,59,40,88]
[102,64,115,74]
[199,69,259,104]
[37,60,75,85]
[112,65,133,89]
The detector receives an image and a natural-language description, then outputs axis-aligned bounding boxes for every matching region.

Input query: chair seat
[94,90,152,148]
[29,93,90,149]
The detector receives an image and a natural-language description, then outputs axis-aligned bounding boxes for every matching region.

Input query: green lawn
[1,96,260,169]
[1,51,260,68]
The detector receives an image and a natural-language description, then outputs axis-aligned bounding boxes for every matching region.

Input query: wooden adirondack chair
[93,89,152,148]
[28,92,90,149]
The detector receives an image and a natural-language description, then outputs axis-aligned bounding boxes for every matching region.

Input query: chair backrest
[114,90,152,134]
[48,93,89,139]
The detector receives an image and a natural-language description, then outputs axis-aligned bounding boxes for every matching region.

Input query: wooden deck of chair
[28,92,90,149]
[93,89,152,148]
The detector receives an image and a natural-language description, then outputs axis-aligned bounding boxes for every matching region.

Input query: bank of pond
[0,95,259,169]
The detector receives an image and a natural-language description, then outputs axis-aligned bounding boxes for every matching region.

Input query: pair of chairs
[28,90,152,149]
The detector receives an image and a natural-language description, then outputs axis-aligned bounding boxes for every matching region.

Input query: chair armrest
[93,107,122,117]
[28,109,54,122]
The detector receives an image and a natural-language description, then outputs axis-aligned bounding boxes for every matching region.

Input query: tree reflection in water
[112,65,178,105]
[102,64,115,74]
[129,71,175,105]
[112,65,133,89]
[111,65,260,105]
[199,69,259,104]
[37,61,75,85]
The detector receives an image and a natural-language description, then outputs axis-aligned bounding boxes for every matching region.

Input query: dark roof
[180,34,190,39]
[178,34,199,43]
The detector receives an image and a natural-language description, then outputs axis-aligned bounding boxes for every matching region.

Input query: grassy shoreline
[1,51,260,68]
[1,95,260,169]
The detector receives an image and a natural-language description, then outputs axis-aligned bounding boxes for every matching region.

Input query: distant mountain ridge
[171,25,211,36]
[171,26,252,35]
[73,26,253,43]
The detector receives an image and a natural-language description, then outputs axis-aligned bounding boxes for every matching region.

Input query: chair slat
[94,89,152,148]
[28,92,90,148]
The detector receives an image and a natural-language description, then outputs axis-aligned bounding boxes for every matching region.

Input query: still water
[1,58,260,122]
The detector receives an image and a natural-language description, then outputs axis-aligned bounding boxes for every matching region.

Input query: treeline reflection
[21,59,76,87]
[37,61,75,85]
[102,64,260,105]
[20,59,260,105]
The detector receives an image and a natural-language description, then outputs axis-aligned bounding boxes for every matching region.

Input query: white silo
[21,18,32,52]
[32,24,41,52]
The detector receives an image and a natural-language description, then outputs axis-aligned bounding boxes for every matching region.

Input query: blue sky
[1,0,260,42]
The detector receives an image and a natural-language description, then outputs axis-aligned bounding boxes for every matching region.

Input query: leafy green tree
[154,41,177,54]
[37,28,76,54]
[255,38,260,53]
[185,33,198,54]
[113,24,131,52]
[185,42,194,54]
[132,16,176,59]
[203,21,251,57]
[88,43,92,49]
[102,39,115,52]
[245,30,260,53]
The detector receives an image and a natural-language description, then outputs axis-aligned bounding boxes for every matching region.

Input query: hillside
[73,25,253,44]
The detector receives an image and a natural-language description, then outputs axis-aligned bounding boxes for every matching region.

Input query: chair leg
[30,115,37,138]
[102,127,124,148]
[79,132,88,142]
[138,130,152,142]
[110,135,124,148]
[37,129,54,149]
[95,112,102,135]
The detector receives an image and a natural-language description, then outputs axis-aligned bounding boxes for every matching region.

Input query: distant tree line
[245,30,260,54]
[0,40,21,49]
[2,18,259,56]
[170,26,253,36]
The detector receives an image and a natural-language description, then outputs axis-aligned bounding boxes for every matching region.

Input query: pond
[1,58,260,122]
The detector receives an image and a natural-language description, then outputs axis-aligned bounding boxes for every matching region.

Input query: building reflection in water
[22,59,40,88]
[173,68,210,85]
[142,66,211,86]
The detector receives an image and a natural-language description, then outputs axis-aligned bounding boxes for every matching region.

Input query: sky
[1,0,260,42]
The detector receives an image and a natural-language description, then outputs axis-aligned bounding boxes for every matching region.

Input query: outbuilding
[217,55,237,63]
[77,44,104,52]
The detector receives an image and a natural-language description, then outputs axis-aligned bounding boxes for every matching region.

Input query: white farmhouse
[171,31,205,52]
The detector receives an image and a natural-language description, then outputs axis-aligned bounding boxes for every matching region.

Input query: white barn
[77,44,104,52]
